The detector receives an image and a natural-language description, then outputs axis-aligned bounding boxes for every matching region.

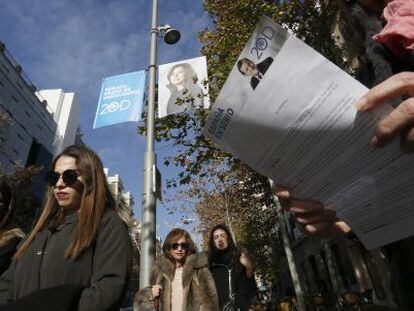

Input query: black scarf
[209,246,241,310]
[209,244,236,267]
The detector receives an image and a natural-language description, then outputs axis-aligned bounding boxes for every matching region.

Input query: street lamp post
[140,0,180,289]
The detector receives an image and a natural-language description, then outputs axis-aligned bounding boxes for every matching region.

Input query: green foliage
[137,0,349,281]
[0,165,40,232]
[1,110,41,232]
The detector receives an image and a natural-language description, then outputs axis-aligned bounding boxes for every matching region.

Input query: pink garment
[372,0,414,57]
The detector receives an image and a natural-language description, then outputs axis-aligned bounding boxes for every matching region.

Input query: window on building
[26,140,53,200]
[5,108,13,118]
[330,244,357,290]
[2,64,9,73]
[12,148,18,155]
[0,80,4,86]
[24,110,31,117]
[36,124,42,130]
[17,133,24,140]
[319,250,335,297]
[16,82,23,90]
[308,255,319,281]
[11,95,18,103]
[300,262,310,292]
[358,249,387,300]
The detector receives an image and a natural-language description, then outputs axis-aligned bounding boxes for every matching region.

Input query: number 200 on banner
[99,100,131,115]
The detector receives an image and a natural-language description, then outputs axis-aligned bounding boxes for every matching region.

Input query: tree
[140,0,348,188]
[138,0,349,281]
[0,109,40,232]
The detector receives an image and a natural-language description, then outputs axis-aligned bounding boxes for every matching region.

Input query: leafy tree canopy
[138,0,348,280]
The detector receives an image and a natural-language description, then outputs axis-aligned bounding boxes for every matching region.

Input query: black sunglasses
[171,242,190,250]
[46,169,79,187]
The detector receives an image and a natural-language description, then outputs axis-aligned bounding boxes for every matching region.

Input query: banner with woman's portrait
[158,56,210,118]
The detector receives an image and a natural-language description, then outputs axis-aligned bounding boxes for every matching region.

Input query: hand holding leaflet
[205,16,414,249]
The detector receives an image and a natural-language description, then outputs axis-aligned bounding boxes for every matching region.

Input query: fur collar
[154,252,209,288]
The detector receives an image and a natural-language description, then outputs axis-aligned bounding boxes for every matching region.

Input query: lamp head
[163,28,181,45]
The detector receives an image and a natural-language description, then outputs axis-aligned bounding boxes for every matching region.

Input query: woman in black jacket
[208,224,257,311]
[0,145,132,311]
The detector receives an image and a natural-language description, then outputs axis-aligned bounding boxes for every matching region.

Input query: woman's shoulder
[99,208,130,232]
[153,254,172,268]
[185,252,210,270]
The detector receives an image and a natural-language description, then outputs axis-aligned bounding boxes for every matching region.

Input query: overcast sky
[0,0,211,240]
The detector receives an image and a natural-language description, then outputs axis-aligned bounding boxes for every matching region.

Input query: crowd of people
[0,145,257,311]
[0,0,413,310]
[133,225,257,311]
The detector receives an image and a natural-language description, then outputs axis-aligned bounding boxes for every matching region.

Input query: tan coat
[134,252,219,311]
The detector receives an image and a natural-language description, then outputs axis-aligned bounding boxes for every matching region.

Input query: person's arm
[274,185,352,236]
[77,212,133,311]
[238,251,257,299]
[133,265,161,311]
[273,73,414,236]
[239,252,254,278]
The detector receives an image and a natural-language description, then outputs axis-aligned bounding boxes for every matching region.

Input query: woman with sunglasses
[0,145,132,311]
[134,228,219,311]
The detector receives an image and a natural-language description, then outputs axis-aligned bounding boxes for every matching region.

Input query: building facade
[104,168,135,228]
[0,40,83,201]
[104,167,140,303]
[0,41,56,174]
[38,89,81,155]
[275,210,396,309]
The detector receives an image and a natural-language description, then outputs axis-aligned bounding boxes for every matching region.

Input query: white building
[38,89,81,155]
[0,40,83,201]
[104,168,135,228]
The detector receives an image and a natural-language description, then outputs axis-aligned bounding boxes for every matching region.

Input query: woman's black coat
[0,209,132,311]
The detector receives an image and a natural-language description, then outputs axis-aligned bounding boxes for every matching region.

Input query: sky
[0,0,211,240]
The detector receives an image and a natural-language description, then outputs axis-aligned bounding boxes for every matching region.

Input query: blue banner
[93,70,146,129]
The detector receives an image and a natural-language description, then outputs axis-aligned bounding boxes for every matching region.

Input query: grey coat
[0,209,133,311]
[134,252,219,311]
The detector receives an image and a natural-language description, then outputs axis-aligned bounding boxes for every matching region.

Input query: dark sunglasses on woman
[46,169,79,187]
[171,242,190,250]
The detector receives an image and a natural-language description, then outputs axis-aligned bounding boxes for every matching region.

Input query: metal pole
[139,0,158,289]
[269,180,306,311]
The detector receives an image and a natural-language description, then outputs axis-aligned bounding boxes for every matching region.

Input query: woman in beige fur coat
[134,228,219,311]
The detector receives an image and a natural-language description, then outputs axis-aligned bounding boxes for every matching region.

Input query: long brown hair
[162,228,197,262]
[14,145,115,259]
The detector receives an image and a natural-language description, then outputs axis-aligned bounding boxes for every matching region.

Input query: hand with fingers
[274,72,414,237]
[239,252,254,277]
[275,185,352,237]
[151,285,162,300]
[355,71,414,153]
